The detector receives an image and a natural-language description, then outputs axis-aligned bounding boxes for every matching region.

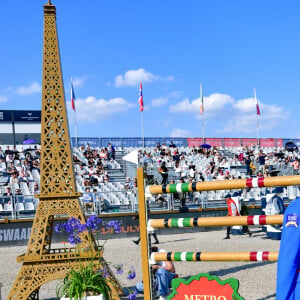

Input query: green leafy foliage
[56,260,112,300]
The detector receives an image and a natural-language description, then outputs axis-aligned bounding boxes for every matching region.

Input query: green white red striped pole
[146,175,300,195]
[150,251,278,263]
[148,214,283,229]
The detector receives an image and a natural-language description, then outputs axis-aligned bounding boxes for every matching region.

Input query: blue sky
[1,1,300,139]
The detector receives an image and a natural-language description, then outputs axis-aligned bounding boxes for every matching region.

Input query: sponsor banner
[0,208,256,247]
[0,110,12,122]
[276,139,283,147]
[224,138,240,147]
[14,110,41,122]
[187,138,203,147]
[260,138,276,148]
[241,138,257,147]
[205,138,222,147]
[163,138,188,147]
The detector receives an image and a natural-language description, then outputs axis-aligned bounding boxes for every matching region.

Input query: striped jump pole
[148,214,283,229]
[150,251,278,263]
[146,174,300,194]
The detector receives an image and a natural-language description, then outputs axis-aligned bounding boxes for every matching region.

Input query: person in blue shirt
[276,197,300,299]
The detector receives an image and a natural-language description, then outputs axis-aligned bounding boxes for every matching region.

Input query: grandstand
[0,138,299,220]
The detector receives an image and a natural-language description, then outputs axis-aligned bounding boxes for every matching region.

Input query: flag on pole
[254,88,260,115]
[200,83,204,114]
[256,102,261,115]
[139,82,144,112]
[71,79,76,111]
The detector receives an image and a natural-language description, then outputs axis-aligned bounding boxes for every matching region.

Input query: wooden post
[137,167,152,300]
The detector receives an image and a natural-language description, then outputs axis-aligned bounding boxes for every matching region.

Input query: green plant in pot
[55,216,136,300]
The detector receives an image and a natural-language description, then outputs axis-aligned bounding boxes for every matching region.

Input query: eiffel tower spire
[40,0,79,199]
[7,2,121,299]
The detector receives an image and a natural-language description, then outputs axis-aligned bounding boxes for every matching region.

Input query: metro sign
[168,273,244,300]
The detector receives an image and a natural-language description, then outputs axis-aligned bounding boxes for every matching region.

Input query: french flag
[139,82,144,112]
[71,80,76,111]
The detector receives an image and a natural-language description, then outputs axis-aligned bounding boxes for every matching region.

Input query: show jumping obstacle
[137,167,293,299]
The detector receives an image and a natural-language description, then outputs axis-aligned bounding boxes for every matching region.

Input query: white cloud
[16,82,41,96]
[152,97,168,107]
[169,93,234,114]
[68,96,134,122]
[218,97,288,133]
[114,68,174,87]
[170,128,191,137]
[169,92,289,135]
[0,96,8,103]
[72,76,86,88]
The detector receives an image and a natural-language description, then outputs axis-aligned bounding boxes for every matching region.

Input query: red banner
[205,138,222,147]
[224,138,240,147]
[241,138,257,147]
[260,138,276,148]
[276,139,283,147]
[187,138,203,147]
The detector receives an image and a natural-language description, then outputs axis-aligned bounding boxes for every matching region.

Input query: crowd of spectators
[138,142,299,185]
[0,140,300,217]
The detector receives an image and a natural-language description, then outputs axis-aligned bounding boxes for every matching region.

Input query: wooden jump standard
[137,168,289,299]
[146,174,300,194]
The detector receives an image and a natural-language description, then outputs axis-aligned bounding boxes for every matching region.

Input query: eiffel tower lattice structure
[7,2,121,299]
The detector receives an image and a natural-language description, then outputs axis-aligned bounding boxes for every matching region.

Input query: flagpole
[200,83,205,144]
[74,110,78,148]
[254,88,259,146]
[142,111,144,148]
[71,78,78,148]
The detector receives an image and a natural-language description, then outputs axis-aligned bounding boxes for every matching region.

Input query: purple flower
[68,233,82,245]
[86,215,102,231]
[113,263,124,275]
[54,223,63,233]
[106,220,121,234]
[98,267,110,278]
[128,290,138,300]
[127,266,136,280]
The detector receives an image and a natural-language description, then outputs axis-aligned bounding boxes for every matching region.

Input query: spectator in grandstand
[158,161,168,184]
[174,161,182,179]
[291,158,299,175]
[257,150,266,171]
[0,147,5,160]
[188,165,196,180]
[77,164,88,176]
[73,154,81,163]
[244,156,252,176]
[104,173,110,183]
[3,186,12,196]
[14,188,22,195]
[108,143,115,160]
[124,177,133,191]
[169,141,176,148]
[18,169,30,183]
[33,183,40,195]
[83,187,93,212]
[10,172,19,185]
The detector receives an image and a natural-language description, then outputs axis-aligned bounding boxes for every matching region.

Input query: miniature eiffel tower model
[8,1,121,299]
